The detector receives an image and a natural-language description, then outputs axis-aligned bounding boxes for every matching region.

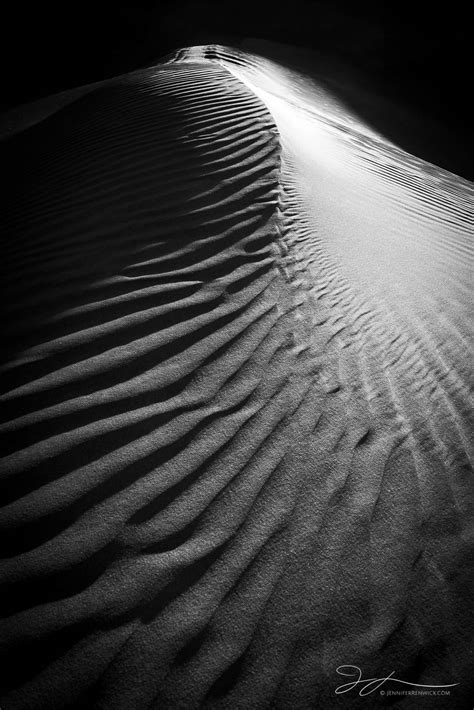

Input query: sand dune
[0,45,472,709]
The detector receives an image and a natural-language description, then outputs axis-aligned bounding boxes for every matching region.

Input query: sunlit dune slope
[0,45,472,709]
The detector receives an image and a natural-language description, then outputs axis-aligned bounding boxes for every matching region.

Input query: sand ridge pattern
[0,46,473,709]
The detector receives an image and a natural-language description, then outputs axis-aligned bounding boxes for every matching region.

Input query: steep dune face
[0,47,472,709]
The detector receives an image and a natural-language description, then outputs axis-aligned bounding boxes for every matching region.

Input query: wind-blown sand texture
[0,45,473,709]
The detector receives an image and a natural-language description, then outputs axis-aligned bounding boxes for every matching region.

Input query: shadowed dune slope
[0,46,473,709]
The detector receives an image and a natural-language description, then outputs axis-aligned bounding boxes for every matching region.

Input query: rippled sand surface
[1,45,472,709]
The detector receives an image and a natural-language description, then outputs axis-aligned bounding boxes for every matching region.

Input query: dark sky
[1,1,471,175]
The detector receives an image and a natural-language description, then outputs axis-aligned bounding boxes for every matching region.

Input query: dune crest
[1,46,472,709]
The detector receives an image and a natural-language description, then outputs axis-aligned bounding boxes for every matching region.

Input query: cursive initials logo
[335,665,459,697]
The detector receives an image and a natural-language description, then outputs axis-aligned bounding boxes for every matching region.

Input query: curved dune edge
[0,46,473,709]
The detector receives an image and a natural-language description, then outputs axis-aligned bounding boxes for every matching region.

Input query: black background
[1,1,471,177]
